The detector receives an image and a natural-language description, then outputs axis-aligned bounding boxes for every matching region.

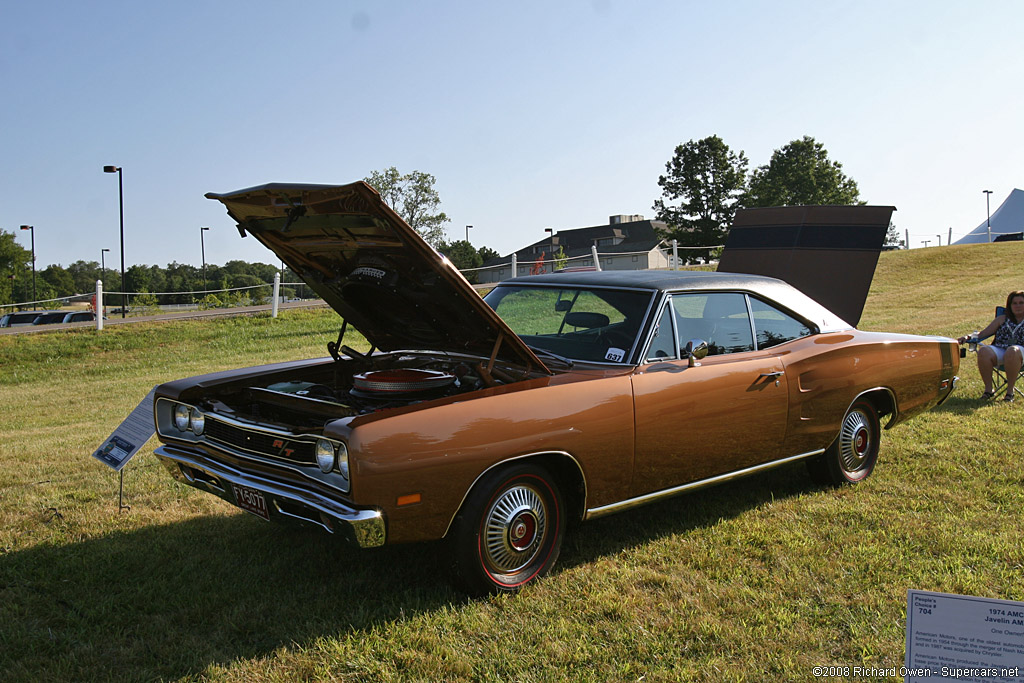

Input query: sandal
[981,390,996,399]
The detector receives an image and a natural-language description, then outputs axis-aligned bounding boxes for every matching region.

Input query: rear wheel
[807,399,881,485]
[451,463,565,595]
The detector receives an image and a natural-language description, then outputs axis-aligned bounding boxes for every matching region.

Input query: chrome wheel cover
[483,484,547,573]
[838,409,874,473]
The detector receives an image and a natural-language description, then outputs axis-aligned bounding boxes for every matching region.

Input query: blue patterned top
[992,318,1024,348]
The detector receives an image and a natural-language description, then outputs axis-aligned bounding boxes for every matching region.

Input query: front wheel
[451,463,565,595]
[807,399,881,485]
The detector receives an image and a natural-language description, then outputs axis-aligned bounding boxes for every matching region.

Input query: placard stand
[92,387,157,513]
[118,468,131,512]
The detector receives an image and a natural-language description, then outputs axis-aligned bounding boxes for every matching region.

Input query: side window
[672,292,754,356]
[749,297,814,349]
[645,303,677,361]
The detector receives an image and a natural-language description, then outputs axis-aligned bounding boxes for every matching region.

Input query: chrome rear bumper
[154,445,385,548]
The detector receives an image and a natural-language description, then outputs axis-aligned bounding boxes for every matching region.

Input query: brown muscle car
[152,182,959,594]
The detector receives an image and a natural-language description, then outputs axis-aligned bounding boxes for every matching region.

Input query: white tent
[954,189,1024,243]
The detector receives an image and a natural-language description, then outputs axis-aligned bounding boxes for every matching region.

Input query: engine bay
[195,352,531,431]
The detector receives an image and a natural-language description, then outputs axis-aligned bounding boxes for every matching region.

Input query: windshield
[484,285,654,364]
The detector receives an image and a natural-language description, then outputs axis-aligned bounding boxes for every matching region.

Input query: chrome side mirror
[684,339,708,367]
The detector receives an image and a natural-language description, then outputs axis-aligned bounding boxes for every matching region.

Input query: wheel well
[530,453,587,527]
[859,388,897,427]
[444,453,588,539]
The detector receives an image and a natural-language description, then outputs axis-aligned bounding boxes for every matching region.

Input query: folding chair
[968,306,1024,400]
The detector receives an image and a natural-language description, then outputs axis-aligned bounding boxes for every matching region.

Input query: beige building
[476,216,673,284]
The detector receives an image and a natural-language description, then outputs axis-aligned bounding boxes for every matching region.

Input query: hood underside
[205,182,547,373]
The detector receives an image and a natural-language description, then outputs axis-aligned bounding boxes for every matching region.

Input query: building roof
[482,218,668,267]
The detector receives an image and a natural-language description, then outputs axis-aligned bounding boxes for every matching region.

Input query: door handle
[758,371,784,379]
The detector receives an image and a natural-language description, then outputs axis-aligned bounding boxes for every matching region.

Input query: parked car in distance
[0,311,42,327]
[151,182,960,594]
[62,311,97,323]
[32,310,72,325]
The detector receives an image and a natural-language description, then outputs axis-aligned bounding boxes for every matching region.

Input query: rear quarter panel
[781,331,958,454]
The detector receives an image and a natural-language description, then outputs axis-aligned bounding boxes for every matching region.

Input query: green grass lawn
[1,244,1023,682]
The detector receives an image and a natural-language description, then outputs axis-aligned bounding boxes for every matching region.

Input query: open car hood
[205,182,548,373]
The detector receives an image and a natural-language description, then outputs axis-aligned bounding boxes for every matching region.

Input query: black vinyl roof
[501,270,852,332]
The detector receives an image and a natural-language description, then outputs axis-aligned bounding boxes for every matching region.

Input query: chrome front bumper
[154,445,385,548]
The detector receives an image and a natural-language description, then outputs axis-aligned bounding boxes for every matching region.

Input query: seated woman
[958,290,1024,401]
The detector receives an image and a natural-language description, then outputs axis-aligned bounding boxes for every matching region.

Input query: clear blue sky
[3,0,1022,271]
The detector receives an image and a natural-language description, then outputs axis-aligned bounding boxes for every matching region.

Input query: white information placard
[91,387,157,472]
[905,589,1024,682]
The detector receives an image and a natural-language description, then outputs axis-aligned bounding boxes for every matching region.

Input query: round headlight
[337,441,349,480]
[173,404,190,432]
[189,408,205,435]
[315,438,336,473]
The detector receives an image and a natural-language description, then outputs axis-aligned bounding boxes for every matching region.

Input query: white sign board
[91,387,157,471]
[905,589,1024,682]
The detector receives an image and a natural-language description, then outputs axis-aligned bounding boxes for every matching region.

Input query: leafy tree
[133,292,162,315]
[126,264,154,296]
[66,260,112,295]
[885,221,905,249]
[164,262,201,304]
[40,264,74,298]
[438,239,483,283]
[364,167,450,247]
[744,135,861,207]
[0,230,32,300]
[477,246,500,263]
[222,260,251,276]
[227,273,263,289]
[248,262,280,283]
[198,293,224,310]
[653,135,748,264]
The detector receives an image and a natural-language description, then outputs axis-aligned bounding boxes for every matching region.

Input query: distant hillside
[863,241,1024,336]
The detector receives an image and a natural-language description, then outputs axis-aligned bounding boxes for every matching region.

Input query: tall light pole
[466,224,472,243]
[19,225,35,310]
[200,227,210,294]
[103,165,127,317]
[983,189,993,242]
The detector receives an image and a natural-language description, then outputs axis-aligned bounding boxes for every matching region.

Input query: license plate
[231,483,270,521]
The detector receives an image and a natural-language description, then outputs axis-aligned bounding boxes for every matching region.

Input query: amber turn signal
[396,493,422,507]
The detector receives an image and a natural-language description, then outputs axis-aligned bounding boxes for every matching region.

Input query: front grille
[204,419,316,466]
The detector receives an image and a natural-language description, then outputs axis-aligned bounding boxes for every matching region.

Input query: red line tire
[807,399,881,486]
[451,463,565,595]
